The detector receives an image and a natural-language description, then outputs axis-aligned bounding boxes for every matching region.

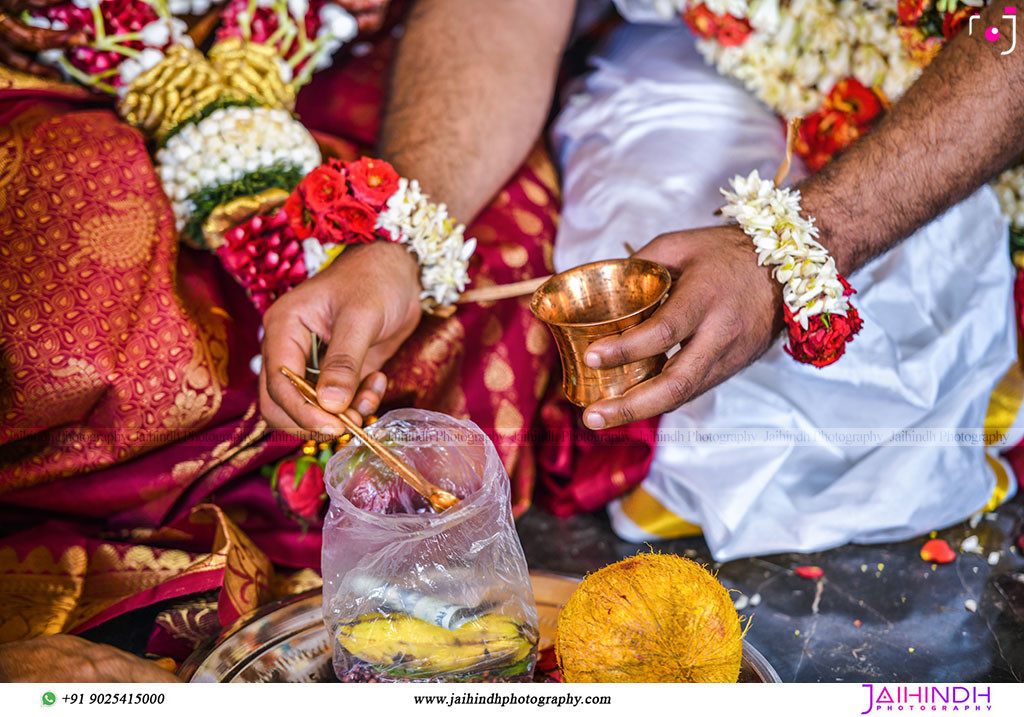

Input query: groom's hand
[581,226,783,430]
[260,241,422,436]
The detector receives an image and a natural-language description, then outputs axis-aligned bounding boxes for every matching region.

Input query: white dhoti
[551,22,1020,560]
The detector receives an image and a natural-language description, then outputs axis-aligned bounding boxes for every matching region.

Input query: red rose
[897,0,931,26]
[784,303,864,368]
[795,109,859,171]
[825,78,884,128]
[796,79,885,171]
[715,13,753,47]
[300,164,347,214]
[272,455,327,525]
[321,194,379,243]
[284,188,316,240]
[344,157,400,211]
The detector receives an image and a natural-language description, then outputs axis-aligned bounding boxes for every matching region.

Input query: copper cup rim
[529,258,672,329]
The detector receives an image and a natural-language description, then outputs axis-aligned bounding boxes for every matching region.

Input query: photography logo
[968,7,1018,55]
[859,684,993,713]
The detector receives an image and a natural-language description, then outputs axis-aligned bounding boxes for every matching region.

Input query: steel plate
[179,571,781,683]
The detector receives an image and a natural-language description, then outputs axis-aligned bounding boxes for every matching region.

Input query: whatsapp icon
[42,692,56,706]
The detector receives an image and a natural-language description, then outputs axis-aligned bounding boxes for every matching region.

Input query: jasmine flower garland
[686,0,918,120]
[679,0,1024,236]
[286,159,476,310]
[26,0,473,314]
[377,178,476,307]
[23,0,374,316]
[155,105,321,232]
[721,170,863,366]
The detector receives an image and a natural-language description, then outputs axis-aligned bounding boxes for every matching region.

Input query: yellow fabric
[618,485,704,539]
[981,360,1024,512]
[984,360,1024,448]
[982,455,1012,513]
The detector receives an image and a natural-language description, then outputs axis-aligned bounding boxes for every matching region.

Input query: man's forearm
[379,0,576,221]
[801,0,1024,274]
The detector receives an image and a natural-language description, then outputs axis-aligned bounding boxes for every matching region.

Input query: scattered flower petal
[960,535,982,554]
[921,539,956,564]
[794,565,824,579]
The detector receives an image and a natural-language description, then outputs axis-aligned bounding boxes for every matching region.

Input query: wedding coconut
[555,553,742,683]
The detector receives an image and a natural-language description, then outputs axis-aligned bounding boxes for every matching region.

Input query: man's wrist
[726,225,787,334]
[797,179,853,275]
[721,169,864,365]
[377,148,472,224]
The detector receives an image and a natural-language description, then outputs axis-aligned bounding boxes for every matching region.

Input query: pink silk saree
[0,22,659,653]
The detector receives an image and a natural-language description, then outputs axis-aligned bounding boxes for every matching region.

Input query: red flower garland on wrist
[721,169,863,368]
[285,157,400,243]
[209,156,474,314]
[783,276,864,367]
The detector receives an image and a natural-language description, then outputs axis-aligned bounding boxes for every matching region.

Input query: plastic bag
[322,409,539,683]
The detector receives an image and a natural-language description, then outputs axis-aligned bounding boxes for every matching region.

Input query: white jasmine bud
[140,20,171,47]
[118,58,143,87]
[139,48,165,71]
[318,4,357,42]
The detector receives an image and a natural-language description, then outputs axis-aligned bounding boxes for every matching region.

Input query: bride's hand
[580,225,784,430]
[260,241,422,436]
[335,0,390,32]
[0,0,86,77]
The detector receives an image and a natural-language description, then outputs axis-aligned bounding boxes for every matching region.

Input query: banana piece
[336,612,535,678]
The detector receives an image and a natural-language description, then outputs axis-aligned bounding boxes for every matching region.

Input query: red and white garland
[675,0,1024,236]
[26,0,476,316]
[721,170,863,367]
[283,157,475,309]
[212,157,476,313]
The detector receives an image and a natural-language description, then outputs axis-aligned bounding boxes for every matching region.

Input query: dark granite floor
[517,492,1024,682]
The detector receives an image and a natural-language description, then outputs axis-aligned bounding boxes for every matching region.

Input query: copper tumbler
[530,258,672,407]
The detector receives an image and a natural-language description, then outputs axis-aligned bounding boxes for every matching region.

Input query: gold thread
[201,188,291,248]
